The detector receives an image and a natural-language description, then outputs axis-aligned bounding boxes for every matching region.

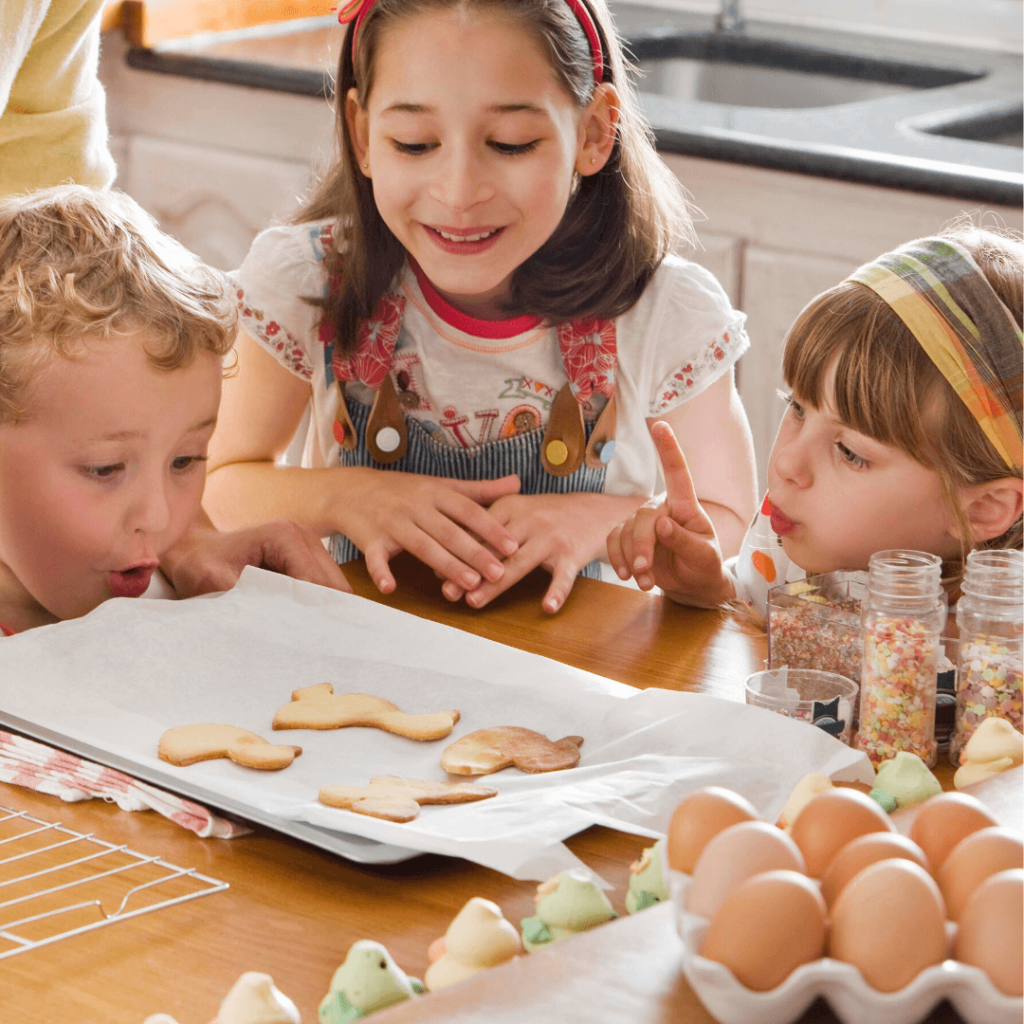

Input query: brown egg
[830,859,946,992]
[700,870,827,992]
[789,788,895,878]
[954,868,1023,996]
[939,827,1024,921]
[909,793,999,871]
[666,787,760,874]
[687,821,806,919]
[820,832,930,908]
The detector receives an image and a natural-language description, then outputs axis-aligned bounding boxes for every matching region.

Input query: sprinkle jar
[949,549,1023,765]
[856,551,946,767]
[767,572,867,686]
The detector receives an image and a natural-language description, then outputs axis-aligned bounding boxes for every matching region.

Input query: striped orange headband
[336,0,605,84]
[847,237,1023,472]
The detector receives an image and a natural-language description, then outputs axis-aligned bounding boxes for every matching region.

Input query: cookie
[318,775,497,822]
[441,727,584,775]
[158,724,301,770]
[273,682,459,740]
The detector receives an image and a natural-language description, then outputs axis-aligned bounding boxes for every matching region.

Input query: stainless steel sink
[628,34,982,110]
[920,107,1023,148]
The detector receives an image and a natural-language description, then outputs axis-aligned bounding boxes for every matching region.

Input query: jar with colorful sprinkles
[949,549,1023,765]
[856,551,946,767]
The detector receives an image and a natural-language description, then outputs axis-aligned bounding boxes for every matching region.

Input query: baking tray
[0,569,873,879]
[0,714,418,866]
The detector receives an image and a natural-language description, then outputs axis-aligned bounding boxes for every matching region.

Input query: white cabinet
[99,35,332,271]
[661,152,1023,484]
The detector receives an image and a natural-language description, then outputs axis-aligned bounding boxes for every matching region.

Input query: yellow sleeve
[0,0,116,195]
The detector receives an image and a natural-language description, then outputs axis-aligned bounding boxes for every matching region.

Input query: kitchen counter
[120,4,1022,204]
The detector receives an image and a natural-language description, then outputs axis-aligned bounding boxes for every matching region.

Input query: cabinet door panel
[741,247,857,485]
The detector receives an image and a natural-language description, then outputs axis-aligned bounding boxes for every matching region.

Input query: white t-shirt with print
[232,221,749,511]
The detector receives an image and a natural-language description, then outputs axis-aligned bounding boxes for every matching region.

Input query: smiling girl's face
[346,7,606,319]
[766,365,961,574]
[0,333,221,625]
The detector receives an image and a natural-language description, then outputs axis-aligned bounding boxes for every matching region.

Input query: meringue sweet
[873,752,942,809]
[626,840,669,913]
[319,941,423,1024]
[424,897,521,990]
[776,774,834,831]
[216,972,300,1024]
[520,869,617,952]
[954,717,1024,790]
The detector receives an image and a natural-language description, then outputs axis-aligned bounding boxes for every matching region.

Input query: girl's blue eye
[489,140,540,156]
[835,441,867,468]
[172,455,207,472]
[778,391,805,420]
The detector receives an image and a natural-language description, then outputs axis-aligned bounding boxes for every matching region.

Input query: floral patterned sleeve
[646,258,750,417]
[229,222,337,383]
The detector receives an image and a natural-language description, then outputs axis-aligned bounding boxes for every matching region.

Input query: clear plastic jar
[856,550,947,767]
[949,549,1023,765]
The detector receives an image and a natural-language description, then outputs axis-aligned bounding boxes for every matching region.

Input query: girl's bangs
[782,284,921,452]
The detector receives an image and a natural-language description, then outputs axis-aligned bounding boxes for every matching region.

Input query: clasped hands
[341,468,638,614]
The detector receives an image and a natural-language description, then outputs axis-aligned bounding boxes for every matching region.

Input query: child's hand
[606,421,736,608]
[340,469,522,595]
[446,491,645,614]
[162,520,352,597]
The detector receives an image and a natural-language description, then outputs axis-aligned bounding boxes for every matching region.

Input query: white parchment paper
[0,568,873,879]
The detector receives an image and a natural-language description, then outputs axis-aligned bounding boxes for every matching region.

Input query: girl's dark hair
[294,0,694,356]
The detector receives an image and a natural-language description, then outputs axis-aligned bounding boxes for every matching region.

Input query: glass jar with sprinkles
[949,549,1023,765]
[856,550,946,767]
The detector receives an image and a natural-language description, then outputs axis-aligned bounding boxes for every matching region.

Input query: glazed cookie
[318,775,498,822]
[273,683,459,740]
[158,724,301,770]
[441,727,583,775]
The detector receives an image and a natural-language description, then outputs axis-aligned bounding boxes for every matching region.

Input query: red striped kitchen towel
[0,730,250,838]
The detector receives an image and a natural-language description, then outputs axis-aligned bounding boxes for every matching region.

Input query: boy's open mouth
[108,564,158,599]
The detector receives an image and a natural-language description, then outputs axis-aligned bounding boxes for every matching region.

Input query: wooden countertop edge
[102,0,337,47]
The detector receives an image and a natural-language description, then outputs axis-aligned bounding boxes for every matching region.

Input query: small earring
[362,162,369,169]
[590,157,596,165]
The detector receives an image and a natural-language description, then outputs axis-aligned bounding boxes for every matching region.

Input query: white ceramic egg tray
[670,872,1023,1024]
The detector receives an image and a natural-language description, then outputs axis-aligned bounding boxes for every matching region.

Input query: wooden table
[0,559,963,1023]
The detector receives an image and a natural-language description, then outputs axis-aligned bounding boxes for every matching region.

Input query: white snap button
[375,426,401,453]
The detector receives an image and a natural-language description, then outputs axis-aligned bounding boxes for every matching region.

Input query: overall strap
[543,318,619,476]
[326,289,408,462]
[325,295,620,475]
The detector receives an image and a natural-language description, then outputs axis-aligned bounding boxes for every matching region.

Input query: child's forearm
[702,499,749,561]
[205,461,350,538]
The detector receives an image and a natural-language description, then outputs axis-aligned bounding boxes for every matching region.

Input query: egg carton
[669,872,1022,1024]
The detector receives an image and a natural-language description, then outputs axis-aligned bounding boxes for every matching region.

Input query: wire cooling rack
[0,803,228,959]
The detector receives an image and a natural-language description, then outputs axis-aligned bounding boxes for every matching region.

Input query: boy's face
[766,367,960,574]
[0,334,221,621]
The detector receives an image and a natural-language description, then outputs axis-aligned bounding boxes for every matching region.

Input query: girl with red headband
[609,223,1024,620]
[207,0,758,613]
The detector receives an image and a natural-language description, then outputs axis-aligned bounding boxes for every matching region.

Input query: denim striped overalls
[323,288,619,579]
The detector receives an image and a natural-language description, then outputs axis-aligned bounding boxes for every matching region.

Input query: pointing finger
[650,421,712,535]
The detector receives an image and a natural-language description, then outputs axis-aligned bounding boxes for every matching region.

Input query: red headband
[336,0,605,85]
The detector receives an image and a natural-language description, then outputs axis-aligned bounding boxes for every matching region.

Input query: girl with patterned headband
[207,0,758,613]
[609,224,1023,618]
